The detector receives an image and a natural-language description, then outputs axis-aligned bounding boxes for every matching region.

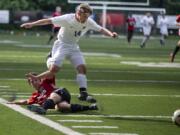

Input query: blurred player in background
[21,3,118,103]
[140,12,155,48]
[47,6,61,44]
[8,73,55,105]
[158,12,169,46]
[27,87,98,115]
[126,14,136,45]
[170,14,180,62]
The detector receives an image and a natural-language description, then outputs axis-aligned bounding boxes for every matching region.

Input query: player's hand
[111,32,118,38]
[26,73,38,85]
[20,23,33,28]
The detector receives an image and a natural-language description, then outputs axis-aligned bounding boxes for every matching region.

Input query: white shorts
[160,28,168,36]
[143,27,151,36]
[47,40,85,68]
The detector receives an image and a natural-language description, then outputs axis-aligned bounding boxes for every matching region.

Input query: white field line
[48,114,172,119]
[0,86,10,88]
[0,68,179,75]
[2,93,180,98]
[58,120,103,123]
[89,133,138,135]
[0,78,180,84]
[0,52,120,58]
[0,40,22,44]
[0,98,83,135]
[14,44,51,48]
[72,126,118,129]
[121,61,180,68]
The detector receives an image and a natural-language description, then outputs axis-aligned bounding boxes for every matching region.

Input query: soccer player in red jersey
[8,73,55,105]
[170,15,180,62]
[126,14,136,45]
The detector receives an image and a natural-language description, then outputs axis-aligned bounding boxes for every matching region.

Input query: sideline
[0,98,83,135]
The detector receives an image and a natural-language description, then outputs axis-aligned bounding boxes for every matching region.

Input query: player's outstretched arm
[100,28,118,38]
[7,99,28,105]
[20,19,52,28]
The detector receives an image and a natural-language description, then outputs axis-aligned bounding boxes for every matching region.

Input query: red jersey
[176,15,180,36]
[176,15,180,23]
[52,11,61,28]
[27,78,55,105]
[127,17,136,31]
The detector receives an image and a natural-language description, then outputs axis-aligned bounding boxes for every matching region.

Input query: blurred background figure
[170,14,180,62]
[126,14,136,45]
[140,12,154,48]
[158,12,169,46]
[47,6,61,44]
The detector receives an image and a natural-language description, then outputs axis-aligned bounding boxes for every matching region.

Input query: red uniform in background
[176,15,180,36]
[27,77,55,105]
[52,9,61,31]
[47,6,61,44]
[169,15,180,62]
[126,15,136,44]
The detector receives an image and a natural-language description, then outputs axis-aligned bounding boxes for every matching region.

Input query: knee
[49,93,61,104]
[77,65,87,74]
[177,41,180,46]
[55,102,70,112]
[49,65,59,74]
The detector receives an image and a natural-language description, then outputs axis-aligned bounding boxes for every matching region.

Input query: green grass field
[0,33,180,135]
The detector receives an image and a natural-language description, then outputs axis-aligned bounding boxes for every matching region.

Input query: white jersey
[141,16,154,35]
[159,17,168,35]
[50,13,102,44]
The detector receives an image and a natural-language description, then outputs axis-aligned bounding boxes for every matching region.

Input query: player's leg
[160,34,165,46]
[55,88,98,113]
[47,27,54,44]
[56,101,98,112]
[69,50,96,103]
[127,30,131,43]
[76,65,96,102]
[127,30,133,44]
[140,35,150,48]
[170,40,180,62]
[27,88,65,114]
[47,27,59,44]
[46,40,67,79]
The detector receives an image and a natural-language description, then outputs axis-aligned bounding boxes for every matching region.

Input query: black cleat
[89,104,98,110]
[170,53,175,63]
[27,104,46,115]
[86,96,97,103]
[78,95,97,103]
[160,39,165,46]
[140,43,145,48]
[46,52,52,60]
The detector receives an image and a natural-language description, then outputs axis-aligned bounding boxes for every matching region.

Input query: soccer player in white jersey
[158,12,168,46]
[21,3,118,103]
[140,12,155,48]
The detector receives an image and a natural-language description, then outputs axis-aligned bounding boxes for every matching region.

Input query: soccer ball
[172,109,180,126]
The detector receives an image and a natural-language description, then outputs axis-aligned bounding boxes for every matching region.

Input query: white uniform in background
[159,17,168,36]
[141,16,154,36]
[47,13,102,68]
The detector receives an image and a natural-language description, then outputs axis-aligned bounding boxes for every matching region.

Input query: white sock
[161,35,164,41]
[76,74,87,89]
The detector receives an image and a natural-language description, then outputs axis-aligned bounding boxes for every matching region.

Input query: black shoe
[89,104,98,110]
[170,53,175,63]
[46,52,52,60]
[78,95,97,103]
[86,96,97,103]
[27,104,46,115]
[160,39,165,46]
[140,43,145,48]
